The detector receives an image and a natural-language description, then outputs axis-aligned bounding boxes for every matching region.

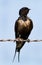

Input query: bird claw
[17,38,22,42]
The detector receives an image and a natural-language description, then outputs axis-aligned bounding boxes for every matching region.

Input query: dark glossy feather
[13,7,33,62]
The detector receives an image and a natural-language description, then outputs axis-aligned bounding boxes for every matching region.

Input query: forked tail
[12,49,16,62]
[18,51,20,62]
[12,49,20,62]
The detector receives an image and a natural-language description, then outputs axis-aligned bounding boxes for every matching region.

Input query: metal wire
[0,38,42,43]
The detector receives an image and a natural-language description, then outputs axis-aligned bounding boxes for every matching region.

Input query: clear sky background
[0,0,42,65]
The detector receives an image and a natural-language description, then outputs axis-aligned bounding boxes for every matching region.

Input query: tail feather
[12,48,20,62]
[18,51,20,62]
[12,49,16,62]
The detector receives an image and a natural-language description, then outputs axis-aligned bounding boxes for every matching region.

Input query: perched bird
[13,7,33,62]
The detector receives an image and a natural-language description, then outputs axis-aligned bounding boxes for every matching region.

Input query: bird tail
[18,51,20,62]
[12,48,20,62]
[12,48,16,62]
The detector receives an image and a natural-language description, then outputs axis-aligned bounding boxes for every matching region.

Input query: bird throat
[21,16,27,21]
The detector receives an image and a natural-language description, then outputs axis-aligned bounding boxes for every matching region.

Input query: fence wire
[0,38,42,43]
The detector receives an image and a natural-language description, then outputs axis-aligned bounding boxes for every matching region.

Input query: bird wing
[29,18,33,31]
[15,20,19,38]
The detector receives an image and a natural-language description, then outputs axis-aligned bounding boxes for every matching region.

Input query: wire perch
[0,38,42,42]
[0,38,42,62]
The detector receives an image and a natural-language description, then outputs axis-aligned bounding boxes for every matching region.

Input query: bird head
[19,7,30,16]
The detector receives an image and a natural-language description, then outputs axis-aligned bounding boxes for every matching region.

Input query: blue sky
[0,0,42,65]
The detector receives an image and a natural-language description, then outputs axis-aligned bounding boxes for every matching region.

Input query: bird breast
[18,19,31,32]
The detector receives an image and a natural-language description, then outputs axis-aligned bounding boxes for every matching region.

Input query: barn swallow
[13,7,33,62]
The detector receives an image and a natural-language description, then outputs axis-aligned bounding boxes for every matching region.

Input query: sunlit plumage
[13,7,33,62]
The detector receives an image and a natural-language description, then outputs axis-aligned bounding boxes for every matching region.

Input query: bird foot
[17,38,22,42]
